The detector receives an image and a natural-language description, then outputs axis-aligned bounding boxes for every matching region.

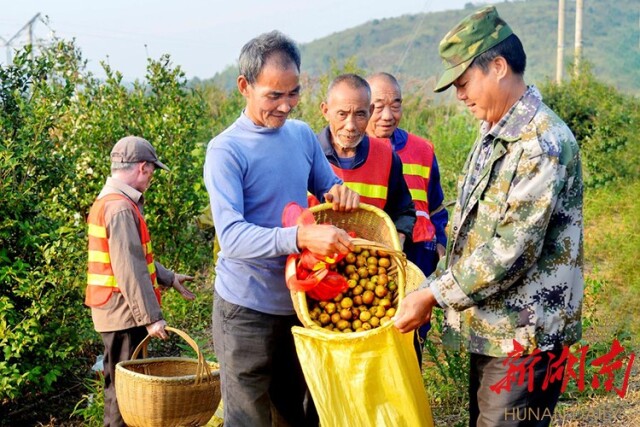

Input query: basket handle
[131,326,213,385]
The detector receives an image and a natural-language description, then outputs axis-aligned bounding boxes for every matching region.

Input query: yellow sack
[292,323,434,427]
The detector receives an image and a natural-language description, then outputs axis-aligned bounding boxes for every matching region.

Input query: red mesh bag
[282,203,348,300]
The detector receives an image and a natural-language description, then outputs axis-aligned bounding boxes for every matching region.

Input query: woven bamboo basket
[291,203,423,329]
[115,327,221,427]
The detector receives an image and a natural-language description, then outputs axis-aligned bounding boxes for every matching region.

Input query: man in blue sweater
[203,31,359,427]
[366,72,449,367]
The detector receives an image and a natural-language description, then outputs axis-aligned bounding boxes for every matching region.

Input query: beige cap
[110,136,169,171]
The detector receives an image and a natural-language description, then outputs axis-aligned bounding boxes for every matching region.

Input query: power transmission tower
[1,13,42,64]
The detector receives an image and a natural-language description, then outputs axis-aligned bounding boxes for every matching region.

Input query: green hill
[210,0,640,94]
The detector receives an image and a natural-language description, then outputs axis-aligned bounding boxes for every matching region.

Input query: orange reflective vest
[329,137,392,209]
[396,133,435,242]
[86,194,160,307]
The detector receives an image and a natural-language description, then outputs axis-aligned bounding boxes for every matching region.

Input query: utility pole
[1,13,41,64]
[574,0,583,76]
[556,0,565,84]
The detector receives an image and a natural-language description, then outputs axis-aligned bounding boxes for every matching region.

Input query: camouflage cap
[434,6,513,93]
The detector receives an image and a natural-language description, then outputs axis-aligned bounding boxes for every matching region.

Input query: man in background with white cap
[86,135,196,427]
[395,6,583,426]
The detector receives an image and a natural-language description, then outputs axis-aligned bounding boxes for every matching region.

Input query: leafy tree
[0,40,217,418]
[0,41,92,402]
[541,64,640,188]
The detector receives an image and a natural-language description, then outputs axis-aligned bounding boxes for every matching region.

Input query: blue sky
[1,0,471,81]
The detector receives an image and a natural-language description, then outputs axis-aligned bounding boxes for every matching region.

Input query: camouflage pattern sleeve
[430,86,583,356]
[434,145,564,310]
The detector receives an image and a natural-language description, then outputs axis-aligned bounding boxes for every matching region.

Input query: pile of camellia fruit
[307,246,399,333]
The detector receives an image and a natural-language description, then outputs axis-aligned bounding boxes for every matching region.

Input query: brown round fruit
[374,306,386,318]
[362,290,375,305]
[325,302,336,314]
[340,308,352,320]
[336,319,350,331]
[374,285,388,298]
[331,313,341,324]
[378,298,391,309]
[345,264,357,274]
[319,313,331,325]
[340,297,353,309]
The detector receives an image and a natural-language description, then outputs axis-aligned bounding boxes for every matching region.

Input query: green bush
[540,65,640,188]
[0,40,217,416]
[0,42,93,403]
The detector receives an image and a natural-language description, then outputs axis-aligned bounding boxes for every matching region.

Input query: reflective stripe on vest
[330,137,392,209]
[397,133,436,242]
[85,193,158,307]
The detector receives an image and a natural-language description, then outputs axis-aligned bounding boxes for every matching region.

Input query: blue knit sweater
[204,113,341,315]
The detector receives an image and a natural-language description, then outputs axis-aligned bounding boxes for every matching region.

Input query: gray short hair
[238,30,301,84]
[111,161,138,174]
[367,72,402,97]
[327,74,371,102]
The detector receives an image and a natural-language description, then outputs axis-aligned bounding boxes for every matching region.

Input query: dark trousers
[469,349,564,427]
[101,327,147,427]
[404,240,439,369]
[413,323,431,368]
[212,292,318,427]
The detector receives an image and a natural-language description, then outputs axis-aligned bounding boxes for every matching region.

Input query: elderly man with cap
[394,6,583,426]
[86,135,196,427]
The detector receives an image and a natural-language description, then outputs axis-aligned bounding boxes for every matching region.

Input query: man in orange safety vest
[86,135,195,427]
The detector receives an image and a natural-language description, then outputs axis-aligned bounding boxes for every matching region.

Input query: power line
[394,1,430,75]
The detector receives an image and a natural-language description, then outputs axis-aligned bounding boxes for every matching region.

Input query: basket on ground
[291,203,428,330]
[115,327,220,427]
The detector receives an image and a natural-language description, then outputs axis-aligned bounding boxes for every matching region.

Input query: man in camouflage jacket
[395,6,583,426]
